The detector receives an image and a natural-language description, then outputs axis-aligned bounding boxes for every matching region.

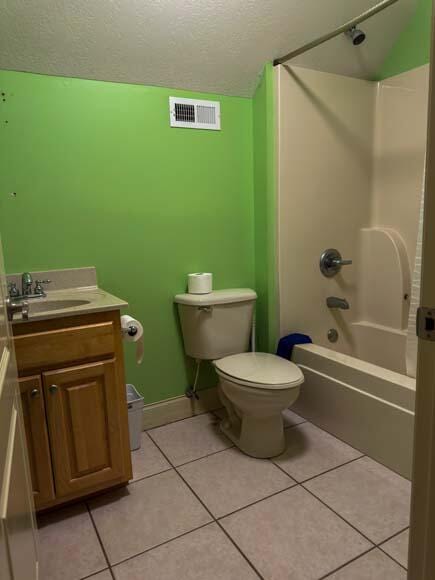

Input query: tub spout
[327,296,350,310]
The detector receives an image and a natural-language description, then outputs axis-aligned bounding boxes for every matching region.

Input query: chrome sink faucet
[7,273,51,300]
[22,272,33,296]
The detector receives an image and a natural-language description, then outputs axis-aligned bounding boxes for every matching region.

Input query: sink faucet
[7,273,51,300]
[22,272,33,296]
[326,296,350,310]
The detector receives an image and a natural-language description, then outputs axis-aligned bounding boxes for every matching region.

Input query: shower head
[345,26,366,46]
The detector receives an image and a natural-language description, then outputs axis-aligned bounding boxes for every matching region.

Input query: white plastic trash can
[126,384,144,451]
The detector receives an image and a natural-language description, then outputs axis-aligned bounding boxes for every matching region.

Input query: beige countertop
[8,267,128,324]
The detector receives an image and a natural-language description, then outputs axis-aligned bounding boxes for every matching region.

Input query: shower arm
[273,0,399,66]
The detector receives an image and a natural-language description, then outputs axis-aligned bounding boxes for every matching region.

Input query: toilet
[174,288,304,458]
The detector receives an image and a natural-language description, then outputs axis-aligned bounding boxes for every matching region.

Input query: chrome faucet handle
[320,249,353,277]
[34,279,51,295]
[7,282,19,298]
[332,257,352,267]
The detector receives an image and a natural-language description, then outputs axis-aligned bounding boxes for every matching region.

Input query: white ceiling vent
[169,97,221,130]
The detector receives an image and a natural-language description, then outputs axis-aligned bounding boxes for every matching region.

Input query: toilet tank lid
[174,288,257,306]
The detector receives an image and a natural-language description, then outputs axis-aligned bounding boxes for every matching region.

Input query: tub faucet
[326,296,350,310]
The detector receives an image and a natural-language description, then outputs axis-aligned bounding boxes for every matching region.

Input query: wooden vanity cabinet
[13,310,132,511]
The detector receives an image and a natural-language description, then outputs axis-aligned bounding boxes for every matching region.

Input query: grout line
[110,521,213,569]
[175,444,236,468]
[377,525,410,572]
[216,483,298,521]
[145,408,219,433]
[150,435,265,580]
[300,484,376,546]
[296,455,366,485]
[317,546,378,580]
[377,525,410,546]
[214,521,265,580]
[128,466,174,487]
[80,568,113,580]
[377,544,408,572]
[85,503,116,579]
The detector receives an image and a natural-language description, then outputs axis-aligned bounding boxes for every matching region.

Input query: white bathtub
[292,343,415,479]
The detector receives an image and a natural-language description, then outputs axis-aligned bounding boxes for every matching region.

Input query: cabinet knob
[30,388,40,398]
[49,384,58,394]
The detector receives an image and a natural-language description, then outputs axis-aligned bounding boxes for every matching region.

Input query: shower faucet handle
[320,248,353,277]
[333,257,352,267]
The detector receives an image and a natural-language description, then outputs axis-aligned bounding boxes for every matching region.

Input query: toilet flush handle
[198,306,212,313]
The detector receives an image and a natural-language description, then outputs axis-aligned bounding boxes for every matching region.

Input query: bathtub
[291,343,415,479]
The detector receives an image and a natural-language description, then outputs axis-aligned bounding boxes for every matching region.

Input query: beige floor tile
[37,503,107,580]
[221,486,372,580]
[148,413,232,466]
[131,431,171,481]
[272,422,363,481]
[283,408,306,428]
[325,549,407,579]
[88,470,211,564]
[178,447,295,517]
[88,571,113,580]
[381,529,409,568]
[305,457,411,544]
[112,523,259,580]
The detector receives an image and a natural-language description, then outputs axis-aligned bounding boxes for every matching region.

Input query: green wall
[377,0,432,79]
[252,63,277,353]
[0,71,255,404]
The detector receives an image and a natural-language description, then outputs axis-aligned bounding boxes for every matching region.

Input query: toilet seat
[214,352,303,390]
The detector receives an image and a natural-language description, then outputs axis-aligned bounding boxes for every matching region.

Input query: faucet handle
[7,282,20,298]
[34,279,51,295]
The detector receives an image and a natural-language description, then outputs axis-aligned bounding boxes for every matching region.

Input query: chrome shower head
[345,26,366,46]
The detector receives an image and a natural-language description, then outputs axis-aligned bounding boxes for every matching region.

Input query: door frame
[408,4,435,579]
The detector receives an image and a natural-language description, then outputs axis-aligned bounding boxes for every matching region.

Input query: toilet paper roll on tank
[187,272,213,294]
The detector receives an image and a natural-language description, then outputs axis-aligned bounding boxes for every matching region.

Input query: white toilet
[174,288,304,458]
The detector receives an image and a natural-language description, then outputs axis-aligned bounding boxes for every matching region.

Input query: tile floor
[37,410,411,580]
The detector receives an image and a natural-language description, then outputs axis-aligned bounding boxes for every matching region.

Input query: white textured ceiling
[0,0,418,97]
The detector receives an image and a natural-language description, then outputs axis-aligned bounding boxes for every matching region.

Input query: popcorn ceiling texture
[0,0,417,97]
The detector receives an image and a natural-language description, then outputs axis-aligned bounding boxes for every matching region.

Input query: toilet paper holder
[127,325,138,336]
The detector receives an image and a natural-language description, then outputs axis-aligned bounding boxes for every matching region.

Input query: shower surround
[276,64,429,478]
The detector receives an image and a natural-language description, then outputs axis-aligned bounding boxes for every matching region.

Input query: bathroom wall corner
[253,62,278,354]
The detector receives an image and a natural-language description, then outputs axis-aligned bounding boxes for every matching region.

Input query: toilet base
[219,414,286,459]
[218,382,295,459]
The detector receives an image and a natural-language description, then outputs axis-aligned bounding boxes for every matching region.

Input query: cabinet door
[43,359,128,497]
[19,375,55,508]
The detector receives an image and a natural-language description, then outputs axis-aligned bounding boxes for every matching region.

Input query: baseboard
[142,387,222,430]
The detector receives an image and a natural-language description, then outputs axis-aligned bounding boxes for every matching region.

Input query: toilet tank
[174,289,257,360]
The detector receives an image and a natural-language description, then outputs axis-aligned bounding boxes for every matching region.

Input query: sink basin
[29,298,91,314]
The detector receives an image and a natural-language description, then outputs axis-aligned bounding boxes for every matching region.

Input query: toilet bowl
[214,352,304,458]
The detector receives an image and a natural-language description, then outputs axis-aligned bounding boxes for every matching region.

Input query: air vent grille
[169,97,220,130]
[175,103,195,123]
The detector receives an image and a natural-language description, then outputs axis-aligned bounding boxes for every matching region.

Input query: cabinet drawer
[14,321,115,373]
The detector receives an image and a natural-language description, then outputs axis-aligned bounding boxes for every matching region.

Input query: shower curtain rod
[273,0,400,66]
